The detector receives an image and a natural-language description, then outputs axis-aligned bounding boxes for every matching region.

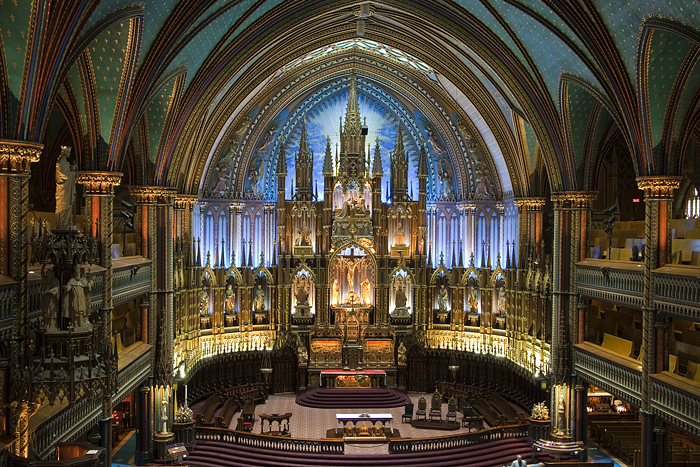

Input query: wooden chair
[415,397,427,420]
[429,390,442,421]
[445,397,457,422]
[402,402,413,423]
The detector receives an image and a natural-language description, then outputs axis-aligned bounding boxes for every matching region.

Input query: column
[636,176,681,467]
[0,140,41,448]
[77,170,123,465]
[136,386,151,465]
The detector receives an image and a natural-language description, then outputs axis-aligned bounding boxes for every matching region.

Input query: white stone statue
[63,266,88,326]
[55,146,76,229]
[161,399,169,434]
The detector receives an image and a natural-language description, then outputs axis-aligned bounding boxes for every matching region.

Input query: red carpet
[295,387,411,408]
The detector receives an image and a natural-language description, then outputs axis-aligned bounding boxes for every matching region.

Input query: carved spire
[277,143,287,175]
[372,136,383,176]
[295,117,313,201]
[417,138,428,178]
[344,72,362,137]
[391,125,408,201]
[323,135,334,175]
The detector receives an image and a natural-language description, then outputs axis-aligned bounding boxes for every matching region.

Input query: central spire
[344,72,362,137]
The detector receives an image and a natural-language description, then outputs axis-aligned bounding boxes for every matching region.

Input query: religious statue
[199,286,209,315]
[62,266,89,327]
[393,227,407,246]
[224,284,236,314]
[77,267,93,328]
[212,165,231,193]
[468,286,478,313]
[248,157,264,195]
[395,283,407,309]
[475,163,493,198]
[298,342,308,365]
[41,266,60,330]
[438,157,454,198]
[161,399,169,435]
[397,341,407,365]
[55,146,76,229]
[253,285,265,313]
[438,285,448,311]
[497,285,506,314]
[295,276,309,307]
[332,279,340,305]
[255,128,275,153]
[361,279,371,306]
[426,129,445,155]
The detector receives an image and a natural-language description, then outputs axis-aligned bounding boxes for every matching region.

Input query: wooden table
[259,412,292,435]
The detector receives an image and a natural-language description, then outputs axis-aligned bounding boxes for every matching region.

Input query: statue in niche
[224,284,236,314]
[468,286,479,313]
[438,157,454,198]
[295,275,310,307]
[361,279,371,306]
[395,282,407,309]
[393,226,407,246]
[332,279,341,305]
[253,285,265,313]
[55,146,76,229]
[199,286,210,315]
[161,399,169,435]
[497,285,507,314]
[63,266,90,328]
[344,258,361,304]
[298,228,311,246]
[438,285,448,312]
[41,266,60,330]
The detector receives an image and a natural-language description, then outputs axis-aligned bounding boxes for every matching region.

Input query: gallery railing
[573,342,642,406]
[388,424,528,453]
[193,427,345,454]
[576,259,644,308]
[112,257,152,306]
[652,266,700,321]
[651,372,700,439]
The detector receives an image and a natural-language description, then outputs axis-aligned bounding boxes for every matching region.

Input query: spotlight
[120,199,133,209]
[603,204,618,215]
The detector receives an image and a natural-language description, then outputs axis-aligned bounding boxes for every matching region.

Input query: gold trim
[174,194,198,210]
[513,198,546,210]
[550,191,598,208]
[0,140,42,174]
[131,186,177,204]
[636,176,681,199]
[76,171,122,195]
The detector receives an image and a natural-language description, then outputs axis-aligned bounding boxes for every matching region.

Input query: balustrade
[651,372,700,439]
[193,427,344,454]
[574,342,642,406]
[388,424,527,453]
[576,260,644,307]
[652,266,700,320]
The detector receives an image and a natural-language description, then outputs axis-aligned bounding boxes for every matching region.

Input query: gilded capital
[550,191,598,208]
[0,139,42,174]
[636,176,681,199]
[131,186,175,204]
[76,171,122,195]
[174,194,198,210]
[513,197,546,210]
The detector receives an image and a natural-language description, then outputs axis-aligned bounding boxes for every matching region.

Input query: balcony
[651,372,700,439]
[112,256,152,306]
[576,259,645,308]
[574,341,642,406]
[652,265,700,321]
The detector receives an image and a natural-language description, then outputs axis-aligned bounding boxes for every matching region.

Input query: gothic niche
[330,246,374,324]
[252,274,269,325]
[223,276,238,327]
[332,181,373,240]
[464,275,480,327]
[493,276,506,329]
[293,269,314,318]
[388,205,410,259]
[434,273,450,324]
[199,273,213,329]
[389,270,411,318]
[291,203,315,257]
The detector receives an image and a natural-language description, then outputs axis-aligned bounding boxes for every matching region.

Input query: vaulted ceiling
[3,1,700,200]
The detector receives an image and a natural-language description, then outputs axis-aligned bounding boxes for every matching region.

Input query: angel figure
[427,130,445,155]
[247,157,265,195]
[438,157,454,198]
[255,127,276,153]
[212,165,231,193]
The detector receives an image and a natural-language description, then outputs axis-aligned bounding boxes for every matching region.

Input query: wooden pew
[600,333,634,358]
[215,396,240,428]
[196,393,224,426]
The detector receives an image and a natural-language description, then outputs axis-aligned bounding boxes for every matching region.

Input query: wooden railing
[651,372,700,439]
[388,424,527,453]
[652,265,700,321]
[193,427,344,454]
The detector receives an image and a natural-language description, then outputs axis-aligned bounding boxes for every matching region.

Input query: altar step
[295,388,410,408]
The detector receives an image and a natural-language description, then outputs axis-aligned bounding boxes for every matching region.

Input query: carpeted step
[295,387,411,408]
[187,436,535,467]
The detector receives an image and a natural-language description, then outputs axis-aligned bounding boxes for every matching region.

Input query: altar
[320,370,386,388]
[336,413,393,437]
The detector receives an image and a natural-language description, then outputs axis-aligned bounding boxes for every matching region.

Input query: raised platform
[296,387,411,408]
[410,420,460,431]
[325,427,401,441]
